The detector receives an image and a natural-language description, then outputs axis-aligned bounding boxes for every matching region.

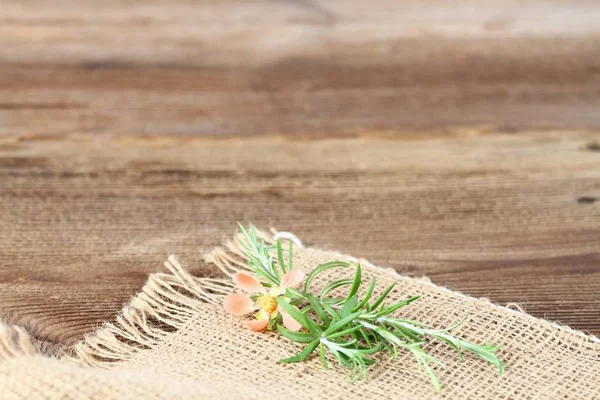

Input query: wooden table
[1,1,599,347]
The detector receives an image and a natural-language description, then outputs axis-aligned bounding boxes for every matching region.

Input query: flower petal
[280,270,305,290]
[223,293,255,316]
[246,318,269,332]
[233,272,265,293]
[280,308,303,332]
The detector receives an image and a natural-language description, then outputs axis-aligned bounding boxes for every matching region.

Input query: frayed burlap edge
[0,324,42,359]
[1,229,598,369]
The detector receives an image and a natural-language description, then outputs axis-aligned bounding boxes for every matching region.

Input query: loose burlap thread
[1,230,599,399]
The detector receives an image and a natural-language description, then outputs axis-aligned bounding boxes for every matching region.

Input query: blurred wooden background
[0,0,599,346]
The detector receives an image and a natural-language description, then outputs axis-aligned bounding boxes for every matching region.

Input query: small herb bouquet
[224,224,503,392]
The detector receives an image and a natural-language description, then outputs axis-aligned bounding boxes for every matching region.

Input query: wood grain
[1,0,600,137]
[0,0,599,346]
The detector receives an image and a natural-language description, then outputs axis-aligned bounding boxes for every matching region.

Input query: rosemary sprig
[237,222,282,285]
[236,224,504,392]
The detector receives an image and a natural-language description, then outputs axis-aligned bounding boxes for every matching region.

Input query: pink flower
[223,270,305,332]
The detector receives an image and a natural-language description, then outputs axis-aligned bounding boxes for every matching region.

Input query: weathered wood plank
[1,1,600,137]
[1,133,599,345]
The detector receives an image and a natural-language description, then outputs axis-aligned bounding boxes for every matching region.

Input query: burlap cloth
[1,231,599,399]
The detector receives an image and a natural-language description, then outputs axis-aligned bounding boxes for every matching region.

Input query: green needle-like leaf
[375,295,420,317]
[267,316,279,331]
[285,288,305,300]
[324,310,362,335]
[304,261,351,293]
[345,263,362,301]
[358,328,373,348]
[354,278,376,311]
[320,279,353,300]
[339,295,358,318]
[370,281,396,310]
[277,298,310,331]
[276,239,287,273]
[325,325,364,340]
[413,349,442,393]
[320,300,340,321]
[306,294,331,325]
[279,339,320,363]
[319,342,328,369]
[277,325,317,343]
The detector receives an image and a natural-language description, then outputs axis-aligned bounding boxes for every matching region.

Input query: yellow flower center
[255,294,278,314]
